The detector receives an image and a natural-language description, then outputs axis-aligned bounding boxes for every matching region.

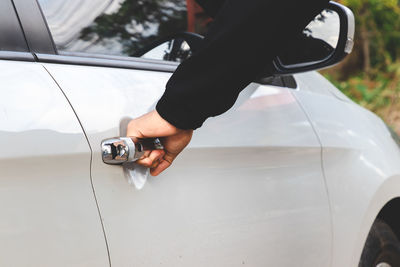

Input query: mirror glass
[277,9,340,67]
[141,39,192,62]
[141,41,172,60]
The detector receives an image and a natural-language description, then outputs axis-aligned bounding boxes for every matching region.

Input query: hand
[127,110,193,176]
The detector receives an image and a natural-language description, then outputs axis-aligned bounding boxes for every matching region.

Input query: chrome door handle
[101,137,164,165]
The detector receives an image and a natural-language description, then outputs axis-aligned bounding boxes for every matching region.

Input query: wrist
[127,110,179,138]
[151,110,179,135]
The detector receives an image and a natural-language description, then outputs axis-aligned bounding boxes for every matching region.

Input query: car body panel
[0,60,109,266]
[293,72,400,267]
[42,62,332,266]
[1,0,398,265]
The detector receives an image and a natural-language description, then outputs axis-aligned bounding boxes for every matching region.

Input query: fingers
[126,111,193,177]
[136,150,165,168]
[150,159,171,176]
[150,153,174,176]
[135,149,173,176]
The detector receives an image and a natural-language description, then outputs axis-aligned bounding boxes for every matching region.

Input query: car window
[0,1,29,52]
[37,0,210,60]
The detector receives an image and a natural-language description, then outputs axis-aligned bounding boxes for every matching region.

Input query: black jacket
[156,0,330,129]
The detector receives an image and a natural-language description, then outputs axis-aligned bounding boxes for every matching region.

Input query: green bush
[324,61,400,133]
[325,1,400,133]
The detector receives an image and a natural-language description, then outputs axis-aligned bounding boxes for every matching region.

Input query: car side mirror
[270,1,355,75]
[136,1,354,76]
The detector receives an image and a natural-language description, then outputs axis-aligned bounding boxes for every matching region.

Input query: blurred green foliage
[341,0,400,71]
[325,62,400,110]
[323,0,400,133]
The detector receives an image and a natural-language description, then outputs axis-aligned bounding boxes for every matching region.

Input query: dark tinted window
[38,0,193,57]
[0,1,29,52]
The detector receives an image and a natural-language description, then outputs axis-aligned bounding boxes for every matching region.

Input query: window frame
[14,0,297,88]
[0,0,34,61]
[12,0,56,55]
[14,0,180,72]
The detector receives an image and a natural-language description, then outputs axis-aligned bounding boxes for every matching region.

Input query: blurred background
[321,0,400,134]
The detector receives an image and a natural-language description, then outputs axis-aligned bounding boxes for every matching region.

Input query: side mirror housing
[271,1,355,75]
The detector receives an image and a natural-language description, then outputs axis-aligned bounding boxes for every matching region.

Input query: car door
[0,1,109,266]
[31,0,332,266]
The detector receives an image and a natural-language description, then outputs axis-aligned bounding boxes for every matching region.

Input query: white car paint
[0,60,109,266]
[292,72,400,267]
[1,59,399,266]
[42,63,331,266]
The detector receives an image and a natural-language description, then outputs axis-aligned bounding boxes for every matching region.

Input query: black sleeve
[156,0,330,130]
[195,0,225,18]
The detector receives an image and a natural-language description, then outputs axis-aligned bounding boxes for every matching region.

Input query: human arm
[156,0,330,130]
[195,0,225,18]
[128,0,329,175]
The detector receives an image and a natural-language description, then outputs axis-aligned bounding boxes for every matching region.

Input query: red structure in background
[186,0,212,35]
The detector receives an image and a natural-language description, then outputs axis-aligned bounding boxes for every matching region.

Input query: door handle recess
[101,137,164,165]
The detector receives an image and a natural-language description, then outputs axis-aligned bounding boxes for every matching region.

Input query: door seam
[41,64,112,267]
[291,89,334,267]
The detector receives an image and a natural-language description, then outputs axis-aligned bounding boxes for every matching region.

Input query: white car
[1,0,400,266]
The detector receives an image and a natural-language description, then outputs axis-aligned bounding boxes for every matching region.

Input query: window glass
[38,0,211,58]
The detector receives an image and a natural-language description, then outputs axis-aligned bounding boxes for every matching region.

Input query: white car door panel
[293,72,400,267]
[0,61,108,266]
[43,63,332,266]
